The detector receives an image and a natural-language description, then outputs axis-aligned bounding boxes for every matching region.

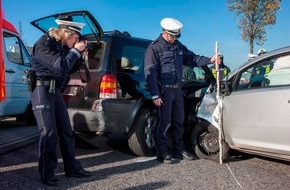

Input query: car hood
[30,10,104,38]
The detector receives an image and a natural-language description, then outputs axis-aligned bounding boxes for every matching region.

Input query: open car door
[30,10,104,39]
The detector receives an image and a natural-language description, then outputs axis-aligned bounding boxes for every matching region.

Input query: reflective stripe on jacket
[211,66,230,79]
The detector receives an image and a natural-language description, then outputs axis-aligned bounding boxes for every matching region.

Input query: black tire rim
[199,129,219,156]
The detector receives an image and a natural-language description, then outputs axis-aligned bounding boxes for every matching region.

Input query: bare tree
[18,21,27,45]
[227,0,281,54]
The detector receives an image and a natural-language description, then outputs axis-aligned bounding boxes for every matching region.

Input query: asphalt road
[0,132,289,190]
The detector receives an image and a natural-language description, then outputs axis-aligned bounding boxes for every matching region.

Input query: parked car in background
[0,8,35,124]
[31,10,216,156]
[192,46,290,163]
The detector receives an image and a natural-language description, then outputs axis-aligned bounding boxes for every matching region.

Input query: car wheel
[128,108,157,157]
[191,121,229,162]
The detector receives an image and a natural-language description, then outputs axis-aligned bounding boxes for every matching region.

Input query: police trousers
[156,87,185,156]
[31,86,82,181]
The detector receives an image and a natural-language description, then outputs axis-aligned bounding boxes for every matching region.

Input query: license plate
[65,86,79,96]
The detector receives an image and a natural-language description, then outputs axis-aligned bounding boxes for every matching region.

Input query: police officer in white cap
[257,48,267,56]
[30,15,91,186]
[144,17,218,164]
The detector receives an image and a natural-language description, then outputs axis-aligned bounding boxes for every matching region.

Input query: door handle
[5,69,15,74]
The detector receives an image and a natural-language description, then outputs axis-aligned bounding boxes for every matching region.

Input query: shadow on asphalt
[107,133,135,156]
[225,150,255,163]
[75,133,135,156]
[225,150,290,165]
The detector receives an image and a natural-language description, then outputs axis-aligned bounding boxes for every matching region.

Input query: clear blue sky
[3,0,290,70]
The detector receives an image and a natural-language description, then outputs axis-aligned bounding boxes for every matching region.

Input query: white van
[0,10,35,124]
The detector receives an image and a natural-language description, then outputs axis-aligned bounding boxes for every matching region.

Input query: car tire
[128,108,157,157]
[191,121,229,162]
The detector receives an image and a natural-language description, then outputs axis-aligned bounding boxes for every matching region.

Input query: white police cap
[55,19,85,35]
[218,52,224,58]
[257,48,267,55]
[160,18,183,38]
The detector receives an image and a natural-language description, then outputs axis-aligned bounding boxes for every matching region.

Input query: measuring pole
[215,41,223,164]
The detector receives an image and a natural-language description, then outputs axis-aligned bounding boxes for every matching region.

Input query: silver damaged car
[191,46,290,163]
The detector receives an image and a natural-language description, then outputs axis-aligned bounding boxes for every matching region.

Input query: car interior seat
[121,57,139,71]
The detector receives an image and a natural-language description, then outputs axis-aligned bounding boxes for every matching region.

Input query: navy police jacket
[31,33,81,89]
[144,34,212,99]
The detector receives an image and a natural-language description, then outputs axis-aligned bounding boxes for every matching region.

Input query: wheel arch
[126,99,154,133]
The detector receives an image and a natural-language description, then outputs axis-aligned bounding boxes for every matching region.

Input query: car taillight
[0,11,3,101]
[0,57,5,101]
[99,74,117,99]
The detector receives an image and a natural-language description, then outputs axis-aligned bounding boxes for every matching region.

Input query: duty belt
[162,84,180,89]
[36,80,50,86]
[36,79,56,94]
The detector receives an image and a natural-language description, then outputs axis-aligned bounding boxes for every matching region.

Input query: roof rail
[104,30,131,37]
[122,31,131,37]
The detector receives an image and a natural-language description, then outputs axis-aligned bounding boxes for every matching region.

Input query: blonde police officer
[31,16,91,186]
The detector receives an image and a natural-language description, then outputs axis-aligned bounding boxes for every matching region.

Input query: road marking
[134,156,157,162]
[226,163,244,189]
